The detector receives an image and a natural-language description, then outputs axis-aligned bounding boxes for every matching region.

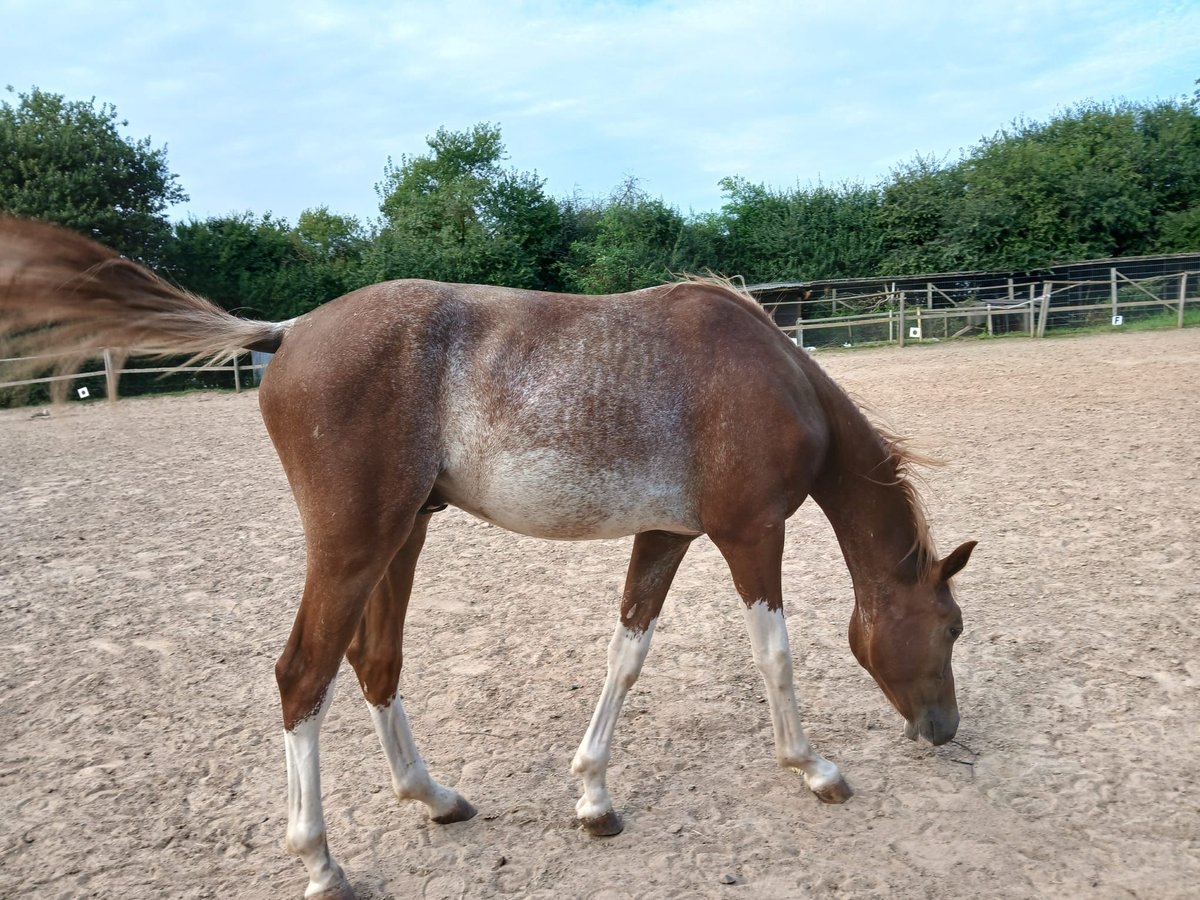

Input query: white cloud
[1,0,1195,222]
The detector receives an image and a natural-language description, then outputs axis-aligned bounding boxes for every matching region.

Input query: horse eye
[948,626,963,639]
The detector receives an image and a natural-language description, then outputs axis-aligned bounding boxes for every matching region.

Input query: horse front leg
[571,531,694,836]
[346,513,476,825]
[714,523,853,804]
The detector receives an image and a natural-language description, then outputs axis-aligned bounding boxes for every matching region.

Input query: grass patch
[805,305,1197,353]
[1042,306,1200,338]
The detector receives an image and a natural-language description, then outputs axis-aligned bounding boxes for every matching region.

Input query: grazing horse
[0,217,975,899]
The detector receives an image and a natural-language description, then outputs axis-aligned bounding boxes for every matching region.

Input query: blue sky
[3,0,1197,225]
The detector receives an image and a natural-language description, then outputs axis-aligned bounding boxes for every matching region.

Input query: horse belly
[439,449,699,540]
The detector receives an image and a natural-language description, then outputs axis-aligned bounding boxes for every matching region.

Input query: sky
[3,0,1197,226]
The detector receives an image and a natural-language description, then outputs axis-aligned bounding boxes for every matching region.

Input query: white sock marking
[741,601,842,792]
[367,695,465,818]
[572,619,658,821]
[283,677,344,898]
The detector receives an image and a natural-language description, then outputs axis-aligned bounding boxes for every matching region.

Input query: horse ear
[938,540,977,581]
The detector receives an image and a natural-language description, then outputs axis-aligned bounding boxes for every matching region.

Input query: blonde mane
[670,273,939,577]
[872,423,940,578]
[667,274,779,328]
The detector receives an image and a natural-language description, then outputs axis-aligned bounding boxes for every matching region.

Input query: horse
[0,216,976,899]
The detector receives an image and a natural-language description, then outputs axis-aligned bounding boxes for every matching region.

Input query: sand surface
[2,328,1197,899]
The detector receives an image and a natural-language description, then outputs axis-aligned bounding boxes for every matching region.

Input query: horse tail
[0,216,286,393]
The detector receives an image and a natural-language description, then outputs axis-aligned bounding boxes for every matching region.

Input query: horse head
[848,540,976,745]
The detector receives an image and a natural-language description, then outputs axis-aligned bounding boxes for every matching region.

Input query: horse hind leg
[275,486,437,898]
[571,530,694,836]
[277,547,402,898]
[345,513,476,825]
[713,523,853,804]
[282,673,345,899]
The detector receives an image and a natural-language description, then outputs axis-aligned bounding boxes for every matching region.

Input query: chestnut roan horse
[1,218,975,899]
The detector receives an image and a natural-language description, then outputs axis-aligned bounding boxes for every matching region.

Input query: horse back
[260,280,831,540]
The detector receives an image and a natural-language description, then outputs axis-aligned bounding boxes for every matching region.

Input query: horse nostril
[931,713,959,745]
[916,708,960,745]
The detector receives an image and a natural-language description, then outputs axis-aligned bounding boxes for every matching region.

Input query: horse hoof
[308,878,357,900]
[813,776,854,805]
[579,809,624,837]
[431,795,477,825]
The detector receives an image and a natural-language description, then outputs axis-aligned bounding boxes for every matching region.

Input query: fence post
[986,304,994,336]
[1037,282,1052,337]
[889,310,894,343]
[233,353,242,393]
[898,295,906,348]
[1028,284,1035,335]
[1110,267,1118,321]
[103,349,118,402]
[797,321,804,348]
[1180,273,1188,328]
[926,282,933,310]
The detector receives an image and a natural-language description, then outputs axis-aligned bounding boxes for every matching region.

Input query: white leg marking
[571,619,658,822]
[284,677,345,898]
[367,695,467,819]
[741,601,842,792]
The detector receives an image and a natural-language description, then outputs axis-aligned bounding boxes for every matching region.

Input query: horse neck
[807,383,931,600]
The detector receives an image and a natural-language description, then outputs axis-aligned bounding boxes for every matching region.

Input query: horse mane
[665,273,939,577]
[666,274,779,329]
[858,416,939,579]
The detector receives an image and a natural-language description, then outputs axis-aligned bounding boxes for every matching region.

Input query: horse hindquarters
[260,329,448,898]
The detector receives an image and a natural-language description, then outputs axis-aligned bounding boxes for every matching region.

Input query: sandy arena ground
[1,328,1197,899]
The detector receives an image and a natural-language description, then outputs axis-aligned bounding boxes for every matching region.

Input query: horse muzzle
[904,708,959,745]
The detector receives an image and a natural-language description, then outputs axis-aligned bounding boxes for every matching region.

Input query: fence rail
[776,269,1196,349]
[0,351,266,401]
[2,268,1197,401]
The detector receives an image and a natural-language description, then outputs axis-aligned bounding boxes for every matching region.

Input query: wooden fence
[2,268,1196,401]
[0,351,267,402]
[773,269,1197,349]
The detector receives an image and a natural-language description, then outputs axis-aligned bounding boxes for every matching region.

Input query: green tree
[368,123,565,289]
[162,212,359,321]
[951,104,1158,268]
[560,179,706,294]
[1158,204,1200,251]
[294,206,367,263]
[1137,98,1200,252]
[878,156,968,273]
[876,97,1200,273]
[717,177,884,283]
[0,86,187,263]
[293,206,370,296]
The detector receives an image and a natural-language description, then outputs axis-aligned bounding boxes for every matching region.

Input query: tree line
[3,83,1199,329]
